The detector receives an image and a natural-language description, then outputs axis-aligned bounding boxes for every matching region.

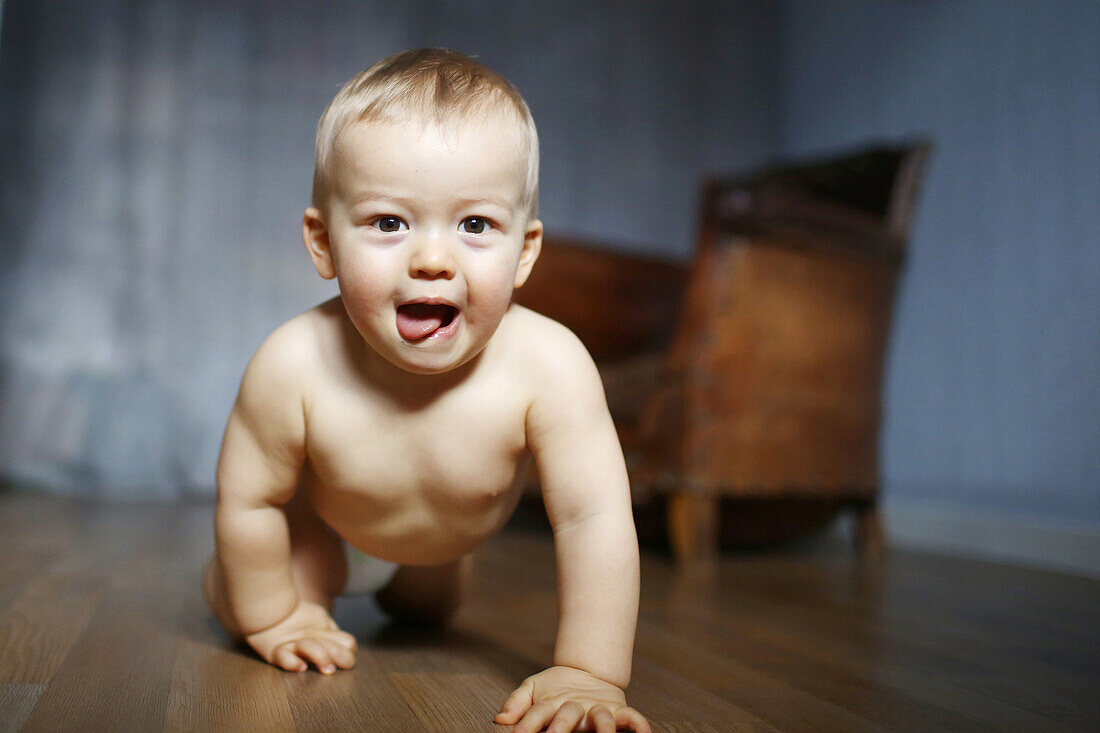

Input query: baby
[203,49,649,733]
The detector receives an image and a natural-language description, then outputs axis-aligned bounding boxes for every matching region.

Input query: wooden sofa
[514,141,932,562]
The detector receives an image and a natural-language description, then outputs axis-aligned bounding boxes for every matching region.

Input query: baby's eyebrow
[454,196,513,212]
[348,191,413,208]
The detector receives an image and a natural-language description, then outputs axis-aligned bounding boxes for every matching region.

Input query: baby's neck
[346,333,483,411]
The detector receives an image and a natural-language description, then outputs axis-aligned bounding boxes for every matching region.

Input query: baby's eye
[460,217,493,235]
[371,216,407,233]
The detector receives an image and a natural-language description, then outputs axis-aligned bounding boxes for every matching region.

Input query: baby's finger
[295,638,337,675]
[272,644,308,672]
[512,701,558,733]
[589,704,617,733]
[547,700,585,733]
[331,629,358,651]
[319,636,356,669]
[614,706,652,733]
[494,678,535,724]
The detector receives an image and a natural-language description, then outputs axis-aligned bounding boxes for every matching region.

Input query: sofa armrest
[711,184,906,263]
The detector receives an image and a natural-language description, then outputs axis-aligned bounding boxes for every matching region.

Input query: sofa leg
[668,492,718,564]
[854,499,886,558]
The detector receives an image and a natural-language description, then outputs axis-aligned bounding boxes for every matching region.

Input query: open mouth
[396,302,459,342]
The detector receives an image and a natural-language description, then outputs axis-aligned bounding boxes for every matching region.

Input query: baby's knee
[375,586,461,627]
[374,558,469,627]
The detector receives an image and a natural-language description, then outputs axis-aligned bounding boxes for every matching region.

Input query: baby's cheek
[335,279,392,338]
[468,277,517,324]
[336,267,388,306]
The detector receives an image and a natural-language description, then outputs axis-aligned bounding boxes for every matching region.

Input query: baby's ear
[302,207,336,280]
[513,219,543,289]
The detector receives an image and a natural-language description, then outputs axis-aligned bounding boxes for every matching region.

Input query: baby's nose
[408,233,456,280]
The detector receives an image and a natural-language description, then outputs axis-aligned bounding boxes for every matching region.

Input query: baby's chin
[390,354,476,376]
[374,337,488,378]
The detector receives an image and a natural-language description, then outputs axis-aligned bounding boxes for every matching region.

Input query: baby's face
[314,114,540,375]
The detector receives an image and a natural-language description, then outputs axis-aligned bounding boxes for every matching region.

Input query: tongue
[396,304,450,341]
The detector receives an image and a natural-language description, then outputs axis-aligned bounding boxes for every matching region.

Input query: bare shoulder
[217,301,343,502]
[498,305,604,401]
[235,299,340,416]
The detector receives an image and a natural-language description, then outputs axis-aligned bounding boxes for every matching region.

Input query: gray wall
[2,0,1096,556]
[778,0,1099,526]
[0,0,778,496]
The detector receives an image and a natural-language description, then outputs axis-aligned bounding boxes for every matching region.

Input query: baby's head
[311,48,539,219]
[303,49,544,377]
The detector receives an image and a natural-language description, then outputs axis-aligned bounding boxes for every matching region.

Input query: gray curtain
[0,0,778,498]
[0,1,363,497]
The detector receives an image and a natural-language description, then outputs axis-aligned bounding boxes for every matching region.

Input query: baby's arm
[213,329,355,673]
[496,325,649,732]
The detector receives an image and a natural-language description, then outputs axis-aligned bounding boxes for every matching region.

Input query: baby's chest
[304,393,528,499]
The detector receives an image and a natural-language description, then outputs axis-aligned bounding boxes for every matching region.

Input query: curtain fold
[0,0,344,497]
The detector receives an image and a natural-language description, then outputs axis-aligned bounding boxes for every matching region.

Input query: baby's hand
[244,600,357,674]
[495,666,651,732]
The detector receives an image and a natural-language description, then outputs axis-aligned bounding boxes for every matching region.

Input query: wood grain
[1,488,1097,731]
[0,684,45,733]
[0,576,102,685]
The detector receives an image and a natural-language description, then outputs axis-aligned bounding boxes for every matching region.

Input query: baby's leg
[375,555,473,626]
[203,491,348,639]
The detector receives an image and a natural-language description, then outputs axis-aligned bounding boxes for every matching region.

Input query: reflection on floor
[0,489,1097,731]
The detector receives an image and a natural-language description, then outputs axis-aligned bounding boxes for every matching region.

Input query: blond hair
[312,48,539,217]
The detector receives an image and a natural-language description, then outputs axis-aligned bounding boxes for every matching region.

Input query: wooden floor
[0,489,1097,732]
